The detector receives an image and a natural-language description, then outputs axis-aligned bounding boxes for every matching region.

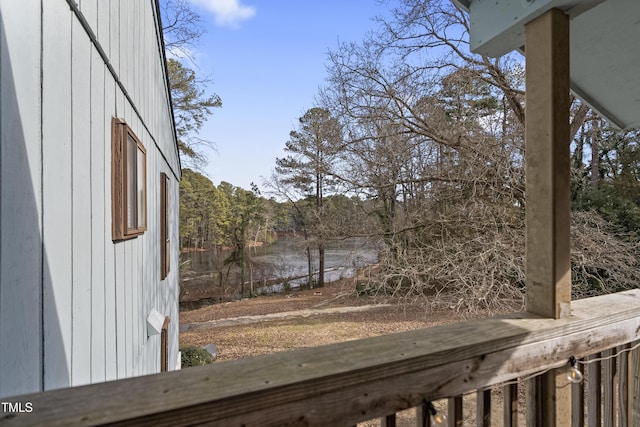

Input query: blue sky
[182,0,389,191]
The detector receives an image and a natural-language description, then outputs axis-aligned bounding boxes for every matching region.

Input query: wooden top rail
[3,290,640,426]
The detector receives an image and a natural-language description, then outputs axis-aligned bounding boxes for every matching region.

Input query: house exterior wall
[0,0,180,397]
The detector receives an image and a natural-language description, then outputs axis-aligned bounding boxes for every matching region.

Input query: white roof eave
[451,0,640,130]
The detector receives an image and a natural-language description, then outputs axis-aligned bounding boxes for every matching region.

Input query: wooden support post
[628,341,640,425]
[525,8,571,320]
[524,8,571,426]
[534,370,574,427]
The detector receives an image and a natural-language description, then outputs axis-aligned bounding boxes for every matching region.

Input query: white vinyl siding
[0,0,180,397]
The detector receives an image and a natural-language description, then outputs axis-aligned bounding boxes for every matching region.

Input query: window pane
[127,135,137,230]
[137,147,145,228]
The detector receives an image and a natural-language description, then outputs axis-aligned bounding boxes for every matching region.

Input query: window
[112,118,147,241]
[160,173,170,279]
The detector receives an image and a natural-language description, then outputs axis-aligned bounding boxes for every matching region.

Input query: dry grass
[181,315,436,361]
[179,279,483,361]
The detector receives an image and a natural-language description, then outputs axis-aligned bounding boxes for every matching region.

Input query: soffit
[452,0,640,130]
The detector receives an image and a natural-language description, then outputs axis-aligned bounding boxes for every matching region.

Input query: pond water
[181,236,379,292]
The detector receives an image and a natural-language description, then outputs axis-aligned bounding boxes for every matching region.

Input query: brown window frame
[112,118,147,241]
[160,316,170,372]
[160,173,170,279]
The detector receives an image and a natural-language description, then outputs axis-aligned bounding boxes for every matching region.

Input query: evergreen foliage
[180,346,214,368]
[274,108,344,288]
[179,169,277,251]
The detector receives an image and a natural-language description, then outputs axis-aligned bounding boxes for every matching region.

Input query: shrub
[180,346,214,368]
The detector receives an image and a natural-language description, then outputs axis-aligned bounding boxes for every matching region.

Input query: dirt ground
[179,279,525,426]
[179,279,475,360]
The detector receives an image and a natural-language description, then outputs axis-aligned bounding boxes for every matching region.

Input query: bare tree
[571,211,640,299]
[160,0,221,169]
[316,0,598,312]
[161,0,205,61]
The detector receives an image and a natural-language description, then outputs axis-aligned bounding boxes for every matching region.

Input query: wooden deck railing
[2,290,640,426]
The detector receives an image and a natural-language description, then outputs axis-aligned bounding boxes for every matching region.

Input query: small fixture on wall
[147,308,165,337]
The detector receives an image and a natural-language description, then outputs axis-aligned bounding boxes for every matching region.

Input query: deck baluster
[503,383,518,427]
[572,358,585,427]
[629,341,640,425]
[476,389,491,427]
[587,352,602,427]
[603,348,617,427]
[380,413,396,427]
[448,395,463,426]
[618,344,631,426]
[416,402,429,427]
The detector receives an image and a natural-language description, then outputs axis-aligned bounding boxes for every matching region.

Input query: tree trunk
[317,244,325,288]
[254,224,261,247]
[239,258,246,299]
[306,245,313,289]
[591,121,600,190]
[249,264,253,297]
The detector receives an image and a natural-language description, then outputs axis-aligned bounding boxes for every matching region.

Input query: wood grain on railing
[2,290,640,427]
